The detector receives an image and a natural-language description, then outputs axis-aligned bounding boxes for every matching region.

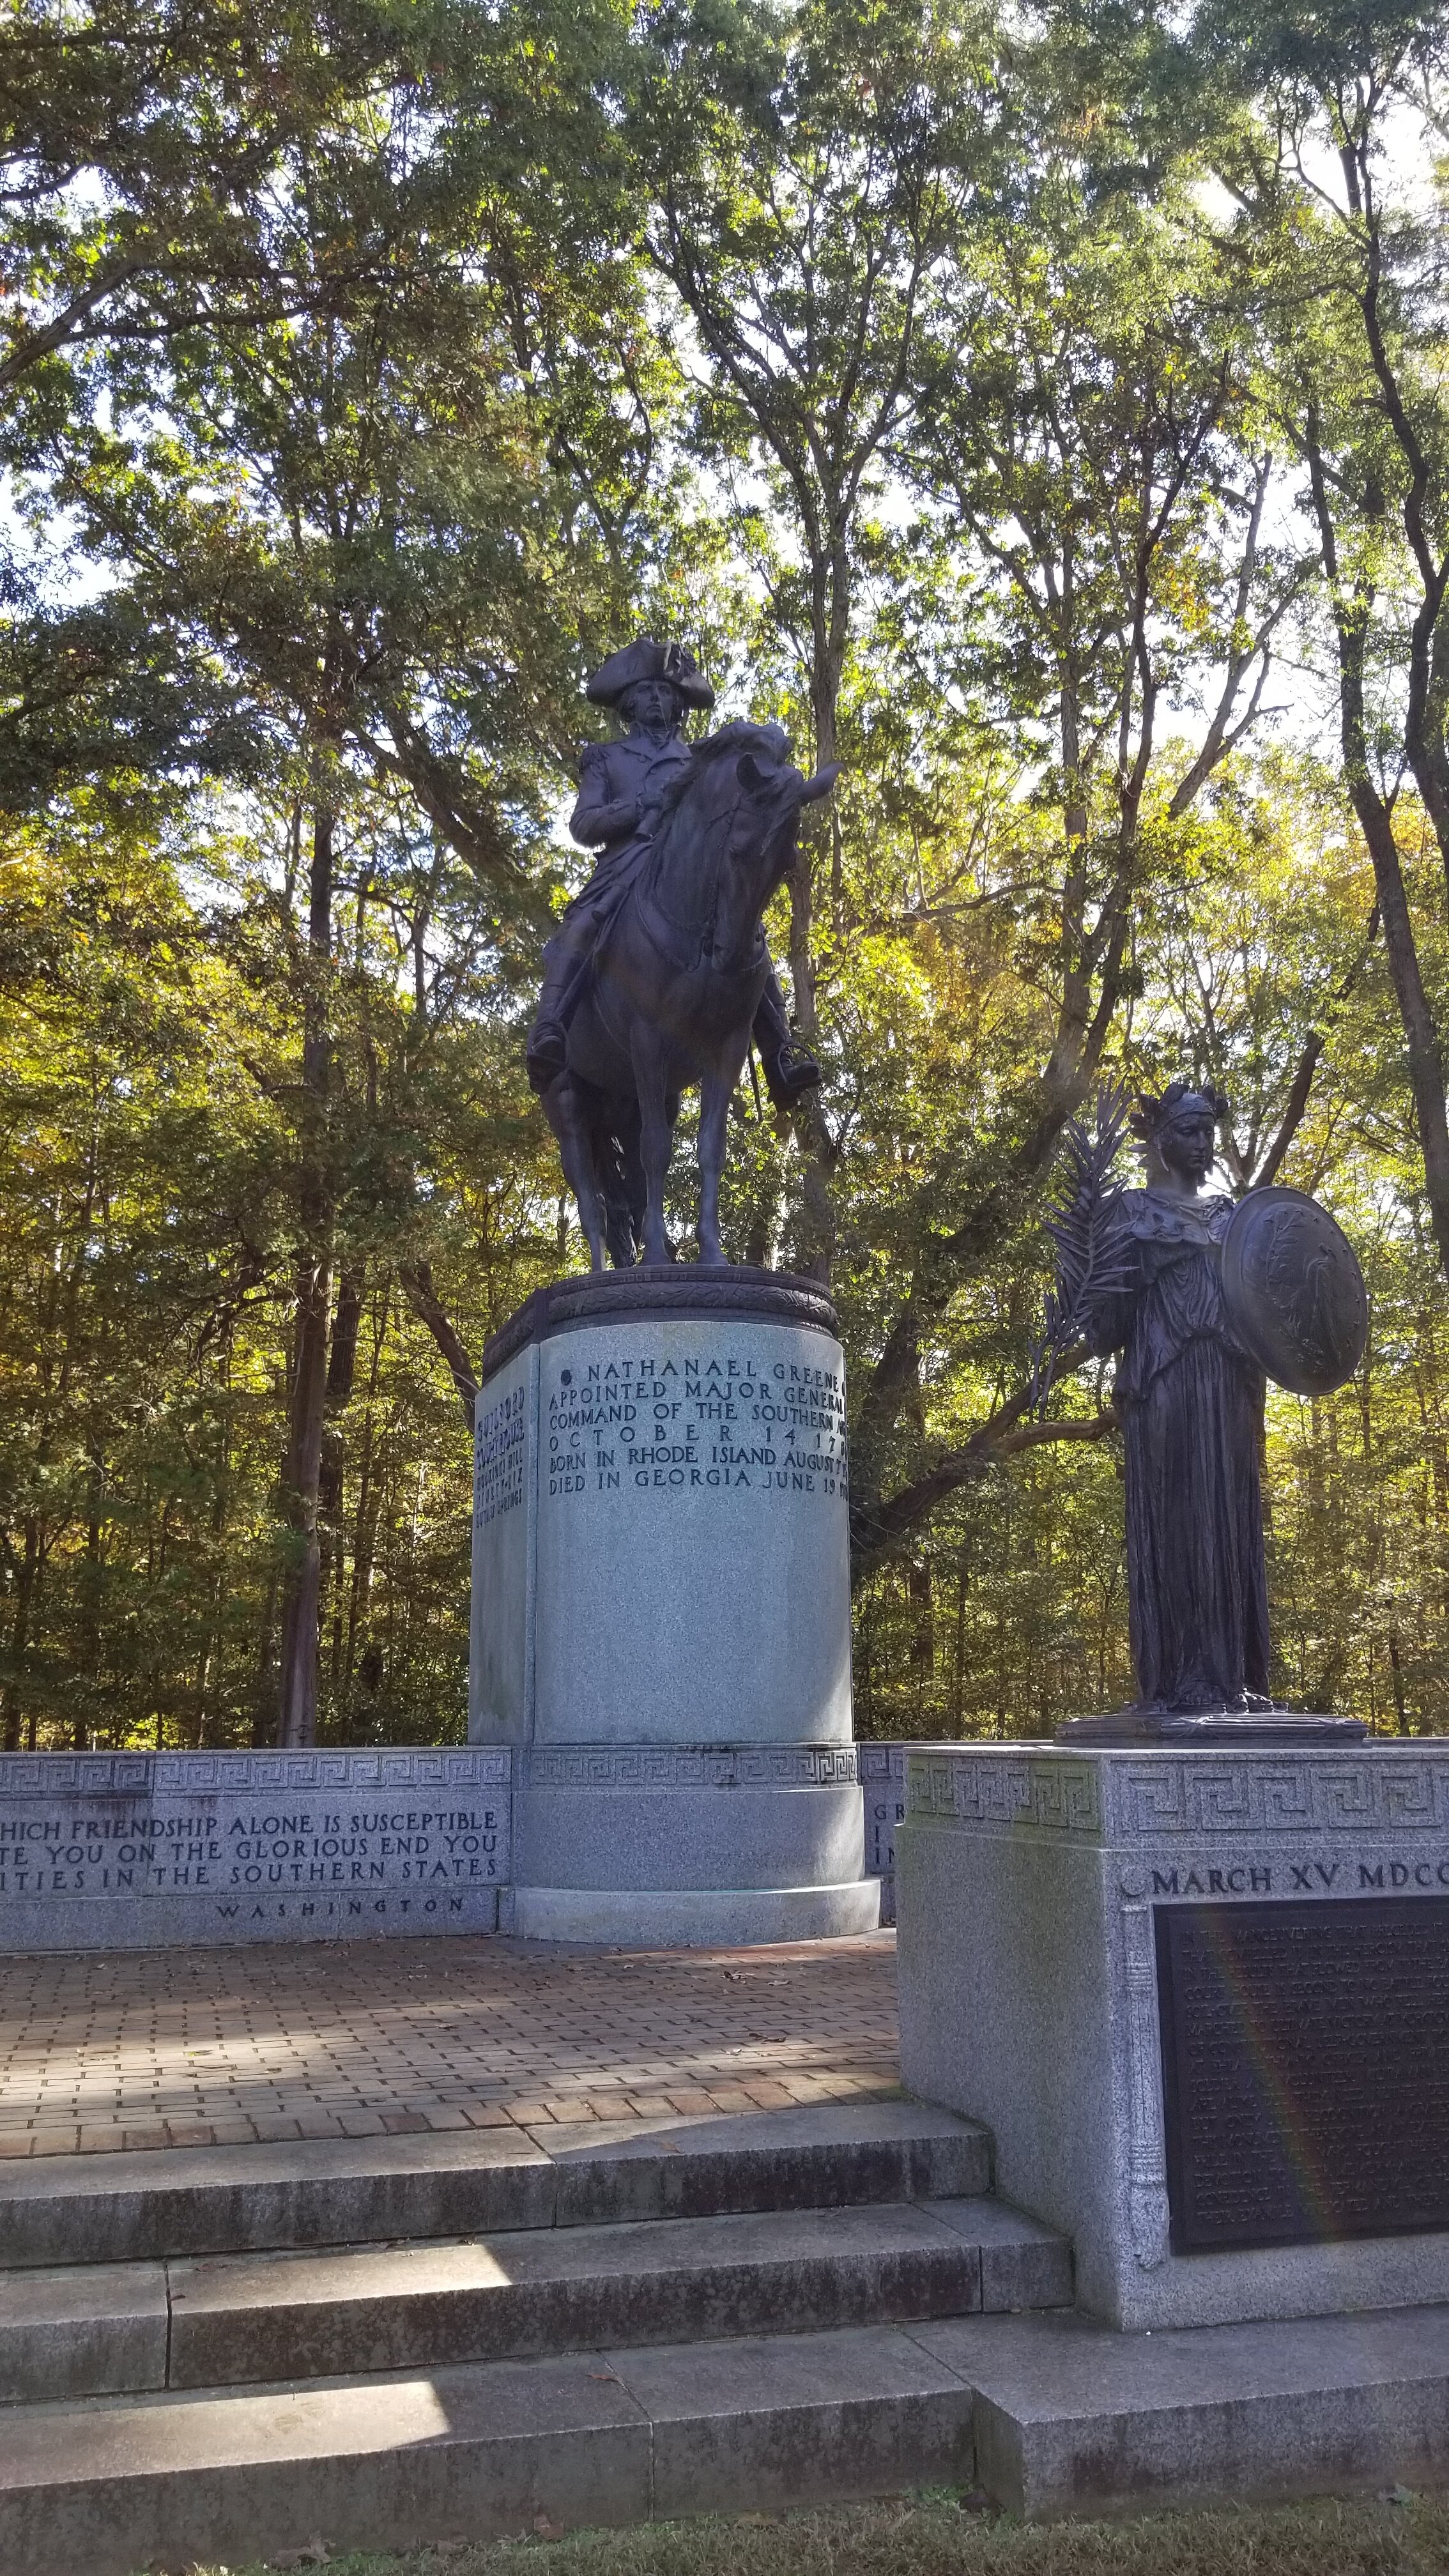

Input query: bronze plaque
[1220,1185,1368,1396]
[1154,1897,1449,2254]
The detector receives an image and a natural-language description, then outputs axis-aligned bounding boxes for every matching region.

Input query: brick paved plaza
[0,1930,900,2158]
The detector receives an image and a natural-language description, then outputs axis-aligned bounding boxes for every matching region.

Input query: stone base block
[898,1738,1449,2331]
[512,1751,865,1885]
[507,1742,873,1948]
[506,1879,882,1947]
[916,2303,1449,2516]
[859,1744,906,1926]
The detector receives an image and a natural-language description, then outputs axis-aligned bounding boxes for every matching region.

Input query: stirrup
[764,1043,822,1108]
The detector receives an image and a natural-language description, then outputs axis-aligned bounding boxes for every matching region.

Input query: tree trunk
[277,1250,331,1745]
[79,1460,103,1753]
[909,1558,934,1698]
[253,1565,280,1749]
[346,1286,391,1691]
[1,1519,39,1754]
[1346,779,1449,1280]
[277,801,335,1747]
[1306,438,1449,1282]
[319,1268,364,1690]
[785,592,847,1282]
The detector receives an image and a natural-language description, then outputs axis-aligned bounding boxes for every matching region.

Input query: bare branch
[400,1263,478,1428]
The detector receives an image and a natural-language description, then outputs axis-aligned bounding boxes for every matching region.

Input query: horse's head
[733,735,841,894]
[651,722,841,965]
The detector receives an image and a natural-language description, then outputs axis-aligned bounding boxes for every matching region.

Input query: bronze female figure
[1082,1083,1273,1714]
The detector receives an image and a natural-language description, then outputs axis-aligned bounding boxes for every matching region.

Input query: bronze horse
[540,721,838,1268]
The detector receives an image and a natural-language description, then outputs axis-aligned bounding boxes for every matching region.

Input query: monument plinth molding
[469,1264,879,1945]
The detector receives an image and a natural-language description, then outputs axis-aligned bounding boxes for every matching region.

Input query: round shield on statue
[1221,1186,1368,1396]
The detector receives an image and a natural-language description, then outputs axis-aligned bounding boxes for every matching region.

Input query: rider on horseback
[525,636,823,1110]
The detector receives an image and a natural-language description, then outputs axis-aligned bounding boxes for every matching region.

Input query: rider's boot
[762,1042,822,1109]
[753,972,822,1112]
[526,1018,569,1093]
[526,921,592,1093]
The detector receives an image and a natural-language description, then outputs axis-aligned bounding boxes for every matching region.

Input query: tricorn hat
[585,635,715,712]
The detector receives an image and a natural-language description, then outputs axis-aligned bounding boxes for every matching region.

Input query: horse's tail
[593,1102,643,1266]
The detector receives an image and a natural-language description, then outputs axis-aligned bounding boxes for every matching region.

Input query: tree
[6,0,1449,1747]
[841,42,1300,1568]
[635,0,993,1265]
[1202,0,1449,1280]
[14,0,660,1738]
[0,790,285,1750]
[0,0,424,418]
[0,0,436,799]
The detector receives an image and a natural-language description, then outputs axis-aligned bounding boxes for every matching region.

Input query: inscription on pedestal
[475,1383,526,1528]
[1155,1896,1449,2253]
[544,1348,848,1504]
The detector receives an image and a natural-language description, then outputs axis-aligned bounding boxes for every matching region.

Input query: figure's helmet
[1131,1079,1229,1144]
[1132,1080,1228,1186]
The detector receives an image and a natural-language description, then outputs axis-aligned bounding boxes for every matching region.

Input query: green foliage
[4,0,1449,1745]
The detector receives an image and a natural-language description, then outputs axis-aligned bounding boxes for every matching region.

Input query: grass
[167,2487,1449,2576]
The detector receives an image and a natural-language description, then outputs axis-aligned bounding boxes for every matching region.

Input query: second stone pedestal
[469,1264,878,1945]
[898,1738,1449,2329]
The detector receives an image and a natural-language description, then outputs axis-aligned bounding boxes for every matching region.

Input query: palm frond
[1030,1082,1131,1416]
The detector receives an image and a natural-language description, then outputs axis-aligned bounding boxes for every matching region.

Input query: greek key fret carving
[517,1742,859,1792]
[902,1744,1449,1842]
[0,1747,510,1799]
[1111,1753,1449,1839]
[905,1751,1103,1836]
[857,1744,906,1784]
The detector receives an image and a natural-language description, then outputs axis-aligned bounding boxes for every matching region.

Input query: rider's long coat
[558,721,793,1059]
[565,726,694,914]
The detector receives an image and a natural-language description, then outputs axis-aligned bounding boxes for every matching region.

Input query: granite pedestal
[897,1739,1449,2330]
[0,1747,510,1952]
[469,1266,878,1945]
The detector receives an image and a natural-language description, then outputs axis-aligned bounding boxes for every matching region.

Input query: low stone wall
[0,1747,510,1952]
[1,1736,905,1957]
[858,1743,906,1924]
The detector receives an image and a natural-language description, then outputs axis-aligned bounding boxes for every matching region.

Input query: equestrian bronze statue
[528,637,837,1270]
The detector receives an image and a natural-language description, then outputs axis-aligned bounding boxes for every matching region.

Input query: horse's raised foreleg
[696,1063,735,1268]
[630,1023,674,1266]
[544,1073,607,1272]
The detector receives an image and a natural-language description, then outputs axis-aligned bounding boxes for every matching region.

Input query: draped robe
[1084,1188,1271,1713]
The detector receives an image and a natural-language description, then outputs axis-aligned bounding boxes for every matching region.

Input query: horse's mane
[650,721,790,826]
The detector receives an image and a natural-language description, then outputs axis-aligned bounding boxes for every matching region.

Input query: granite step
[0,2327,977,2576]
[0,2099,990,2267]
[912,2303,1449,2515]
[0,2195,1071,2399]
[0,2261,168,2404]
[5,2303,1449,2576]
